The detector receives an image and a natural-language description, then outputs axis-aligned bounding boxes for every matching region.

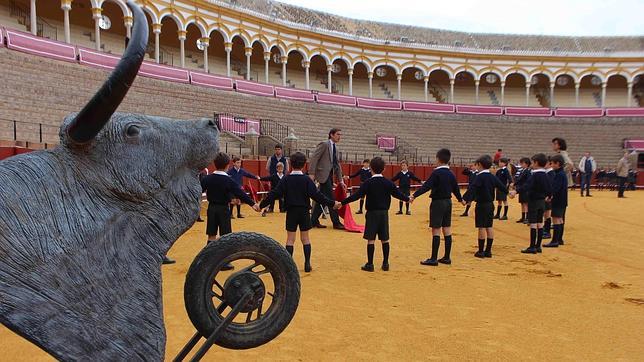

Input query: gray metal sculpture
[0,2,217,360]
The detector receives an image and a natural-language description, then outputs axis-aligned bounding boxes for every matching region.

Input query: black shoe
[237,214,244,219]
[406,211,412,215]
[162,256,176,265]
[522,220,529,224]
[460,213,468,217]
[361,263,375,272]
[474,251,486,258]
[542,233,552,239]
[586,194,592,197]
[220,263,234,271]
[516,218,524,223]
[312,223,327,229]
[333,224,345,230]
[543,241,559,248]
[438,257,451,265]
[196,217,204,222]
[304,263,313,272]
[536,247,542,253]
[580,194,584,197]
[396,211,403,215]
[381,263,389,271]
[559,240,565,246]
[230,214,236,219]
[420,258,439,266]
[261,210,267,217]
[484,251,492,258]
[521,248,537,254]
[493,215,500,219]
[499,216,508,220]
[356,210,363,214]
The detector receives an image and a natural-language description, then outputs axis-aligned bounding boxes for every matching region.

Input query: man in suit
[309,128,346,229]
[616,151,630,198]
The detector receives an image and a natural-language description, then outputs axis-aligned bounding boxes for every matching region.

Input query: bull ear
[66,0,148,144]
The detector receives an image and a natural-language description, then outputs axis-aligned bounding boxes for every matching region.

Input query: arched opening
[330,58,350,94]
[267,45,283,86]
[183,23,207,72]
[479,71,502,105]
[372,65,397,99]
[247,41,265,82]
[309,54,329,92]
[553,74,575,107]
[529,74,551,107]
[401,67,425,101]
[579,74,603,107]
[157,16,180,66]
[352,61,370,97]
[428,69,450,103]
[285,50,305,88]
[229,35,247,79]
[66,0,99,49]
[504,73,528,106]
[605,75,628,107]
[453,70,475,104]
[634,74,644,107]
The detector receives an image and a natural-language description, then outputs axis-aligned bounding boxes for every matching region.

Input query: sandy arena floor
[1,191,643,361]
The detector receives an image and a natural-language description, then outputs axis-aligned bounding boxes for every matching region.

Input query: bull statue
[0,1,218,359]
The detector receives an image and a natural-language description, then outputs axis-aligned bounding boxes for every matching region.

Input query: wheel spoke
[267,292,274,298]
[253,268,270,276]
[238,261,259,273]
[246,311,253,323]
[216,301,228,314]
[213,279,224,292]
[210,291,224,301]
[257,303,263,319]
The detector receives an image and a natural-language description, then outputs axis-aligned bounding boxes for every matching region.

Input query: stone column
[549,81,555,107]
[281,56,288,87]
[200,38,209,73]
[627,81,633,107]
[368,72,373,98]
[224,42,232,77]
[396,73,402,100]
[423,76,429,102]
[525,83,530,106]
[284,129,299,155]
[601,82,607,107]
[124,16,132,39]
[30,0,37,35]
[245,47,253,80]
[449,78,455,103]
[475,79,480,105]
[348,68,353,95]
[263,52,271,83]
[500,81,505,105]
[152,23,162,63]
[327,64,333,93]
[61,0,71,43]
[245,126,259,156]
[575,82,580,106]
[92,7,102,51]
[303,61,310,89]
[178,30,186,68]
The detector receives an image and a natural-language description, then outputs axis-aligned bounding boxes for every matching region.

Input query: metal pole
[13,120,17,140]
[39,123,42,143]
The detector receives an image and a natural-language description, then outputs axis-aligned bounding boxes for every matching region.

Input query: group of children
[199,147,570,273]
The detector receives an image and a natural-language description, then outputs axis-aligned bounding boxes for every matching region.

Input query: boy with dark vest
[412,149,464,266]
[521,153,553,254]
[460,164,478,217]
[514,157,532,224]
[260,152,339,272]
[227,156,261,219]
[392,160,421,215]
[494,158,511,220]
[463,155,509,258]
[542,157,555,239]
[348,159,372,214]
[341,157,410,272]
[543,154,568,248]
[202,152,261,269]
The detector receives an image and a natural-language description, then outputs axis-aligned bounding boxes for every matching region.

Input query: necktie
[332,143,337,165]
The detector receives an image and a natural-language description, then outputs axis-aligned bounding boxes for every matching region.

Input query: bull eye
[126,125,141,138]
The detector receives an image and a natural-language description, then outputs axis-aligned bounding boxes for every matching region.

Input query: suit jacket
[309,140,343,184]
[616,157,629,177]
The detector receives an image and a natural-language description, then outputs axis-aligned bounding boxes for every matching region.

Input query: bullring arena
[0,0,643,360]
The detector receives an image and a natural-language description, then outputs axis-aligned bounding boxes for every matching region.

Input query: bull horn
[66,0,148,144]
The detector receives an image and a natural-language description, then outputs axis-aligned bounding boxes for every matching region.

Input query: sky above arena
[278,0,644,36]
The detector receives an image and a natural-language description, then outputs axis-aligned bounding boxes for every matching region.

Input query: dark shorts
[207,204,232,236]
[551,207,566,218]
[364,210,389,241]
[285,206,312,232]
[518,192,528,204]
[545,200,552,211]
[496,190,508,201]
[400,187,411,198]
[527,199,546,224]
[475,202,494,228]
[430,199,452,228]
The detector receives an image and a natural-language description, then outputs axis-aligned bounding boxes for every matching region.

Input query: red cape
[334,186,365,233]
